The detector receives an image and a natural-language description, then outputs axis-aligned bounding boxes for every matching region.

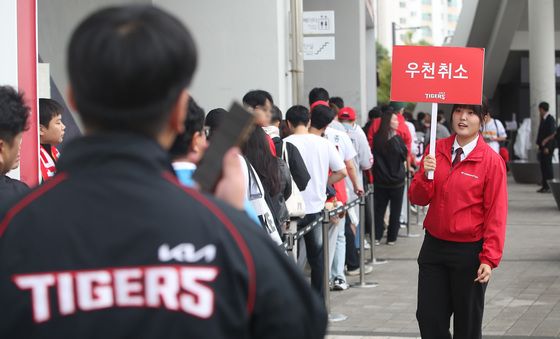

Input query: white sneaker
[332,278,349,291]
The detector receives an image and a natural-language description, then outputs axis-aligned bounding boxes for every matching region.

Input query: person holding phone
[0,5,327,338]
[409,103,507,339]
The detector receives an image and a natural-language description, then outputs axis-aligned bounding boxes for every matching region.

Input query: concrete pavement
[327,176,560,338]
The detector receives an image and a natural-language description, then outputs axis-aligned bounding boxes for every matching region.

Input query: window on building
[422,13,432,21]
[422,0,431,4]
[400,18,407,25]
[400,1,406,8]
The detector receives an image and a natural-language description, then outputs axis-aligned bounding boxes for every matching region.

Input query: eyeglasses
[202,126,211,138]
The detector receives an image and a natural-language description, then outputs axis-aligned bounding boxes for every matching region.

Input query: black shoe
[537,188,551,193]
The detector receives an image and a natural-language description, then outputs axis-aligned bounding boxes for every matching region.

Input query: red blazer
[409,134,508,268]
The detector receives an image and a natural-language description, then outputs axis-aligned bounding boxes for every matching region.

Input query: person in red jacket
[409,103,507,339]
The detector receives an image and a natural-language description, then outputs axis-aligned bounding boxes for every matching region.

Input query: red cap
[338,106,356,121]
[310,100,329,110]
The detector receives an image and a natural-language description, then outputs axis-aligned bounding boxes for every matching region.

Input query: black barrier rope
[280,190,372,250]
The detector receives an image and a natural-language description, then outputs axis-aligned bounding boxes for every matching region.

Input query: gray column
[376,0,392,56]
[528,0,556,152]
[366,27,377,121]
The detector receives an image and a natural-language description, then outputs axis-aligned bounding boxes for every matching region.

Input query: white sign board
[303,11,335,35]
[304,36,335,60]
[38,63,51,99]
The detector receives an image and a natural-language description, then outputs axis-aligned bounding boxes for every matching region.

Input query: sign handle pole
[427,102,438,180]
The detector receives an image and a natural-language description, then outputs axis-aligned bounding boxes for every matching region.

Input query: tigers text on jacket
[0,133,327,339]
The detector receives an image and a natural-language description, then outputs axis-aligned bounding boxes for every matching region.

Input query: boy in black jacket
[0,5,326,339]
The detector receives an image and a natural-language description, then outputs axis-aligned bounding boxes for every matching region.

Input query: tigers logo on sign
[390,46,485,105]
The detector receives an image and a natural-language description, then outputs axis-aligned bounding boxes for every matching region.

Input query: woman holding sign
[409,103,507,339]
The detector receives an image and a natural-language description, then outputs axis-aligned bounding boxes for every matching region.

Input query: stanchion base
[328,313,348,322]
[371,258,388,265]
[351,281,378,288]
[399,233,421,238]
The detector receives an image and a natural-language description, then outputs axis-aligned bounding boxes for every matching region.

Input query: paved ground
[327,175,560,338]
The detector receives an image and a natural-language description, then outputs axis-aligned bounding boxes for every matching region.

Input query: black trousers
[539,152,553,189]
[297,213,324,296]
[417,232,486,339]
[374,185,404,242]
[344,215,360,270]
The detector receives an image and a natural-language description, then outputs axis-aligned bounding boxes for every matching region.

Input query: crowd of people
[0,4,514,339]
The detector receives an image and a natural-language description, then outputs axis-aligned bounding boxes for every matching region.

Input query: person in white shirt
[313,103,365,288]
[481,114,507,154]
[338,106,375,277]
[284,105,347,296]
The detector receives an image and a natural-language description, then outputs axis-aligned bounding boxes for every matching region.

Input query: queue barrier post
[352,193,378,288]
[400,166,419,238]
[279,191,380,319]
[368,184,388,265]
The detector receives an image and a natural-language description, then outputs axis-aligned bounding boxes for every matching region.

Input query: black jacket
[0,175,29,210]
[0,133,326,339]
[536,114,557,152]
[272,137,310,192]
[373,134,408,187]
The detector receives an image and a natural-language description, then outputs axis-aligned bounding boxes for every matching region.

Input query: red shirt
[40,145,60,182]
[409,135,508,268]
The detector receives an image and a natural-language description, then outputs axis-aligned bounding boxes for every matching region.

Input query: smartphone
[193,102,255,192]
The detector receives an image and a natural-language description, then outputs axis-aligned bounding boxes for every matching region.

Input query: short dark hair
[539,101,549,112]
[329,97,344,109]
[310,105,335,130]
[0,86,29,144]
[204,108,227,140]
[403,110,413,122]
[285,105,309,127]
[417,112,426,121]
[242,90,273,109]
[67,5,197,138]
[271,105,282,124]
[380,104,395,114]
[169,98,205,158]
[308,87,329,106]
[368,106,381,120]
[39,98,63,127]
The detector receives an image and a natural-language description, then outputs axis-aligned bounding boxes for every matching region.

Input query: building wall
[38,0,150,109]
[303,0,370,122]
[154,0,292,113]
[37,0,151,143]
